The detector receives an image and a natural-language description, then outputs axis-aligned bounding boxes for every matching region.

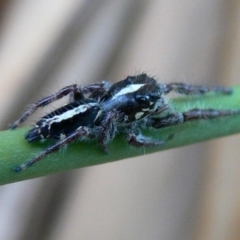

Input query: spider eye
[135,95,150,105]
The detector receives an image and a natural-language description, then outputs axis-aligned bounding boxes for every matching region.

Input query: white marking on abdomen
[43,102,98,127]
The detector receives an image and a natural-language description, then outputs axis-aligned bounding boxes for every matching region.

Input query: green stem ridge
[1,86,240,185]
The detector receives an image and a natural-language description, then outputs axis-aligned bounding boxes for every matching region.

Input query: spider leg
[161,82,232,95]
[10,84,84,129]
[98,110,118,153]
[126,131,164,147]
[82,81,111,96]
[69,81,111,102]
[126,125,164,147]
[10,82,111,129]
[13,126,93,172]
[148,108,240,129]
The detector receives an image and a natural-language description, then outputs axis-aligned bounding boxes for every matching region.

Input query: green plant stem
[1,86,240,185]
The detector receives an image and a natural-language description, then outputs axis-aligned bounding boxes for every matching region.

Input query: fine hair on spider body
[10,73,240,172]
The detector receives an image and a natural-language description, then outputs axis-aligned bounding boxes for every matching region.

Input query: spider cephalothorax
[10,73,239,172]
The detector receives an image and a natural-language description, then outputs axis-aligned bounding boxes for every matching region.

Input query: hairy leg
[148,108,240,129]
[10,82,110,129]
[14,126,93,172]
[10,84,84,129]
[161,82,232,95]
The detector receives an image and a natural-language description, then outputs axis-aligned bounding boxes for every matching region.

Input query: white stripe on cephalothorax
[42,102,99,127]
[112,84,145,99]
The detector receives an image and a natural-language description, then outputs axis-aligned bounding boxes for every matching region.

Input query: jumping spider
[10,73,239,172]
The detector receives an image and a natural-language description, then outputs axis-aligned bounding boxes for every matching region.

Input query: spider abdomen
[25,99,101,142]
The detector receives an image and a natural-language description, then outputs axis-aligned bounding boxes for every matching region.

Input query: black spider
[10,73,239,172]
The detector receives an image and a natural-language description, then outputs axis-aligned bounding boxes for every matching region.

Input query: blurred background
[0,1,240,240]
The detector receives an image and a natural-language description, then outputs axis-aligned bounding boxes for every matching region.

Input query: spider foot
[127,133,164,147]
